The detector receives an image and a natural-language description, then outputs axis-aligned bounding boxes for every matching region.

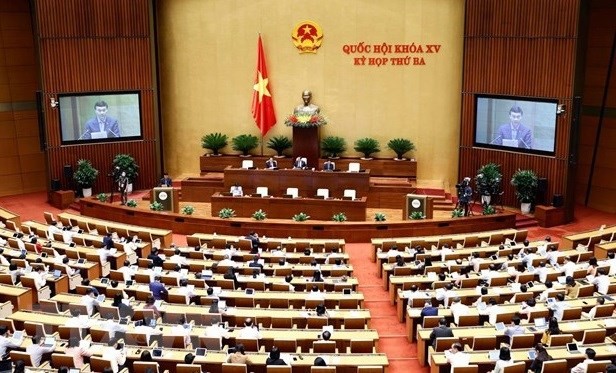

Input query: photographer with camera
[456,177,473,217]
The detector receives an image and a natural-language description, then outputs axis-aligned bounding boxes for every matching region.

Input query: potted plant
[201,132,228,156]
[181,205,195,215]
[266,136,292,158]
[451,208,464,218]
[218,208,236,219]
[482,204,496,215]
[73,159,99,197]
[511,169,538,214]
[321,136,346,158]
[387,138,415,160]
[475,163,502,205]
[231,134,259,156]
[332,212,347,222]
[374,212,387,222]
[252,209,267,221]
[112,153,139,193]
[409,211,425,220]
[126,200,138,208]
[96,193,108,202]
[149,201,164,211]
[292,212,310,222]
[354,137,380,159]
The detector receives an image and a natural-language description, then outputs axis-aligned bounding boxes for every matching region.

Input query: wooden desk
[223,167,370,198]
[58,212,173,247]
[211,194,367,221]
[561,225,616,250]
[0,285,33,311]
[48,190,75,210]
[0,206,21,226]
[535,205,567,227]
[594,240,616,259]
[189,234,346,253]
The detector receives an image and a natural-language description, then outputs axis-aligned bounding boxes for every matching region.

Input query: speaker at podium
[151,187,179,213]
[403,194,434,220]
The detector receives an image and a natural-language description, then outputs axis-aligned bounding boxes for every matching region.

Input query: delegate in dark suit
[159,174,172,187]
[82,116,120,139]
[265,159,277,169]
[323,160,335,171]
[293,157,307,169]
[495,123,532,149]
[429,323,454,347]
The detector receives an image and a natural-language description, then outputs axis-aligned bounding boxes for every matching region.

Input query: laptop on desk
[488,349,500,361]
[42,336,55,348]
[567,343,582,354]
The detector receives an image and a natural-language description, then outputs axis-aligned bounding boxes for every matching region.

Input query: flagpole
[260,134,264,156]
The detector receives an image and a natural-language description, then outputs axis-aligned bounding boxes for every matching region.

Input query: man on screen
[494,106,532,149]
[81,101,120,139]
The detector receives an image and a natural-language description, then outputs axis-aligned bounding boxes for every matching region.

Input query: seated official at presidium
[494,105,533,149]
[293,157,307,169]
[230,184,243,197]
[265,158,277,169]
[80,100,120,140]
[159,172,172,187]
[323,158,335,171]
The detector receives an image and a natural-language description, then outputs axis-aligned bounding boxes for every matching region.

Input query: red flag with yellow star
[252,35,276,136]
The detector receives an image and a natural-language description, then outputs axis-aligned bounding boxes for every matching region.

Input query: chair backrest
[124,331,150,346]
[40,299,62,314]
[9,351,33,366]
[222,363,248,373]
[312,340,336,353]
[316,188,329,199]
[256,187,269,197]
[90,357,114,373]
[547,333,573,346]
[343,317,365,330]
[350,339,374,353]
[24,321,47,338]
[586,360,612,373]
[311,367,336,373]
[58,325,83,341]
[434,337,459,352]
[422,316,442,328]
[241,160,254,169]
[348,162,360,172]
[452,365,479,373]
[98,305,120,320]
[286,187,299,198]
[593,303,615,317]
[539,359,568,373]
[582,328,606,344]
[471,336,496,350]
[457,315,480,327]
[133,361,160,373]
[502,362,527,373]
[561,307,582,320]
[510,333,535,349]
[162,334,188,348]
[176,364,203,373]
[51,353,77,369]
[343,189,356,199]
[236,338,259,351]
[199,336,222,350]
[267,365,292,373]
[357,366,383,373]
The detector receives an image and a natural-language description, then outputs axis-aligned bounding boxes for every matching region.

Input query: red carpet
[2,192,616,373]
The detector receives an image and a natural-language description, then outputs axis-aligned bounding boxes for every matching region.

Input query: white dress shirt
[450,302,470,324]
[237,326,261,339]
[444,350,470,370]
[592,274,610,294]
[26,342,56,367]
[101,346,126,373]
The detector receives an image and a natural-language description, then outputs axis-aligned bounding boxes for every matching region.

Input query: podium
[293,126,320,168]
[151,187,179,213]
[403,194,433,220]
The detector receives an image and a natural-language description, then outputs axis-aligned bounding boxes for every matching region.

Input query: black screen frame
[473,94,559,157]
[58,91,143,146]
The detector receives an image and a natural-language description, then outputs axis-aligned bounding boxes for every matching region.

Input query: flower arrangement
[409,211,425,220]
[292,212,310,221]
[126,200,138,208]
[332,212,347,222]
[96,193,108,202]
[182,205,195,215]
[252,209,267,221]
[284,114,328,128]
[218,208,236,219]
[374,212,387,222]
[451,208,464,218]
[149,201,164,211]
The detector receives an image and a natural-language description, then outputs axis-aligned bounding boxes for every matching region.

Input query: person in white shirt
[444,342,470,371]
[548,293,569,321]
[177,279,196,305]
[386,246,401,258]
[603,252,616,276]
[219,254,237,268]
[170,317,191,348]
[80,288,100,316]
[449,297,470,325]
[117,260,135,282]
[30,267,48,290]
[479,298,500,325]
[170,249,188,266]
[571,348,596,373]
[46,221,62,240]
[101,339,127,373]
[582,296,605,320]
[534,261,550,283]
[440,245,453,262]
[237,318,261,339]
[8,263,24,285]
[0,249,10,266]
[558,256,577,277]
[592,268,610,294]
[403,285,422,304]
[519,298,536,320]
[0,325,22,357]
[204,322,230,340]
[545,245,560,266]
[230,183,243,197]
[99,318,128,340]
[537,281,554,302]
[509,284,529,303]
[97,246,114,264]
[489,346,514,373]
[26,335,56,367]
[307,285,325,300]
[61,227,76,244]
[469,252,483,273]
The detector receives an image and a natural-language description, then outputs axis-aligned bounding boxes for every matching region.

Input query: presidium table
[212,167,372,221]
[211,193,368,221]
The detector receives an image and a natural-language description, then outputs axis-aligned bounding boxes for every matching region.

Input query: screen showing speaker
[58,91,142,145]
[474,95,558,156]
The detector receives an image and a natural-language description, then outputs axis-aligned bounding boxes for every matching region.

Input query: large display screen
[474,95,558,156]
[59,92,142,145]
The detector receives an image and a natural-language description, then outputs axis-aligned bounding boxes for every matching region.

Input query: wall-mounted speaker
[552,194,564,208]
[63,164,73,179]
[51,179,61,191]
[536,178,548,205]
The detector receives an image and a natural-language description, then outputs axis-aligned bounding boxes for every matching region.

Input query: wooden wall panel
[33,0,159,194]
[577,0,616,213]
[460,0,580,208]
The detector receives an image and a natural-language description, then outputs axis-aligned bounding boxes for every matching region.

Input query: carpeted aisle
[345,243,428,373]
